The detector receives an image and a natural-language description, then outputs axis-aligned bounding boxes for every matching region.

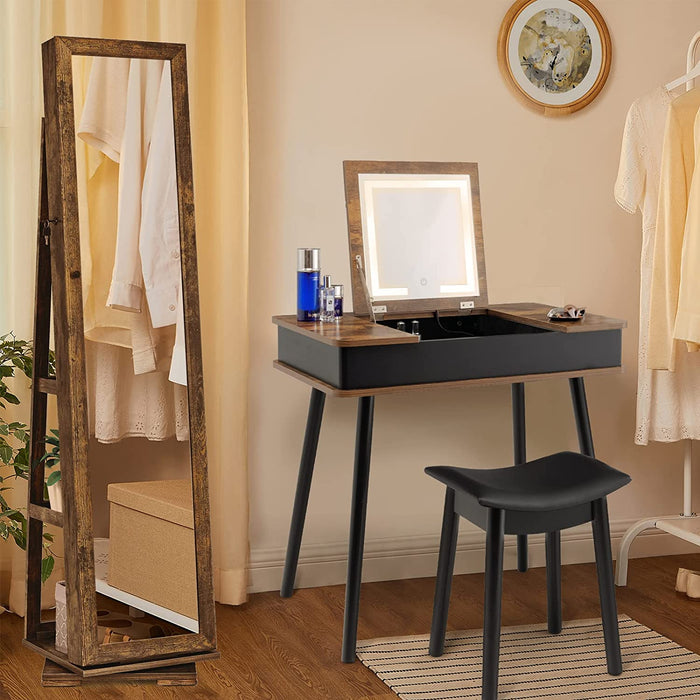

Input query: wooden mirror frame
[24,36,217,674]
[344,160,489,318]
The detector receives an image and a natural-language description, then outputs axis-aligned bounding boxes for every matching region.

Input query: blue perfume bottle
[297,248,321,321]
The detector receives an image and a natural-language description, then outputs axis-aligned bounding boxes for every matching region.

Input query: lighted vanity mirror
[344,161,489,317]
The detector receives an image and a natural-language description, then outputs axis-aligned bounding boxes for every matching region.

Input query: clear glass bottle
[297,248,321,321]
[319,275,336,322]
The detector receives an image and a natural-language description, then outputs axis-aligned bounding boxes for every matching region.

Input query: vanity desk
[274,161,626,663]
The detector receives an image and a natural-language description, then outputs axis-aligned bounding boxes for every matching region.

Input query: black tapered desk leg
[429,488,460,657]
[546,531,562,634]
[592,497,623,675]
[512,383,528,572]
[342,395,375,663]
[569,377,595,458]
[281,388,326,598]
[482,508,505,700]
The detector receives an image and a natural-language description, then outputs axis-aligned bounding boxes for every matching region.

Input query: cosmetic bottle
[411,320,421,338]
[396,321,406,332]
[297,248,321,321]
[319,275,336,322]
[333,284,344,318]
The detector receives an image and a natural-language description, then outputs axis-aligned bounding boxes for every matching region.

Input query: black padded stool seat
[426,452,630,511]
[426,450,631,700]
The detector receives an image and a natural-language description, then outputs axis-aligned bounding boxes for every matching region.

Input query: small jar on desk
[333,284,344,319]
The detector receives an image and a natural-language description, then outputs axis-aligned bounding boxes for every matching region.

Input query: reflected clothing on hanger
[76,58,169,377]
[647,88,700,370]
[615,87,700,443]
[78,56,186,386]
[86,340,189,444]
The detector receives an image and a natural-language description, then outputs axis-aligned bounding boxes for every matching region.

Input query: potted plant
[0,333,59,583]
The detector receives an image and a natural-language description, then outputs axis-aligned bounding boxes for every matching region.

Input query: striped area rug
[356,616,700,699]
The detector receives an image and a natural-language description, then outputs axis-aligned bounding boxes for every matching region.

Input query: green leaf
[0,424,8,436]
[3,393,19,405]
[14,463,29,477]
[15,447,28,466]
[46,471,61,487]
[42,532,54,542]
[45,436,60,447]
[0,444,12,464]
[0,523,7,539]
[40,556,54,584]
[11,528,26,550]
[7,511,26,526]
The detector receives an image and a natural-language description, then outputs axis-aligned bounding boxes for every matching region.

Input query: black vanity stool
[426,451,631,700]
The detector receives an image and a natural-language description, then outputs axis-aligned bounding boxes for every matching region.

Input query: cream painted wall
[246,0,700,590]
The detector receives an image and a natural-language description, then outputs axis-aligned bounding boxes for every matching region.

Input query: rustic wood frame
[497,0,612,117]
[344,161,489,318]
[24,36,217,675]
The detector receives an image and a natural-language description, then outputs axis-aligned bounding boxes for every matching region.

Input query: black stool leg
[429,488,460,657]
[592,497,623,676]
[569,377,595,458]
[281,389,326,598]
[482,508,505,700]
[341,396,375,663]
[546,531,562,634]
[512,383,528,572]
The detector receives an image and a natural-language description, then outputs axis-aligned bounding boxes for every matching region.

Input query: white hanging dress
[615,86,700,444]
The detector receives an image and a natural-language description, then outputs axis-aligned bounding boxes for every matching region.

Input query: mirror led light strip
[358,173,480,301]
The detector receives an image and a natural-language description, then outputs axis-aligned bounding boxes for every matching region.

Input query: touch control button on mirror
[169,304,176,311]
[171,250,180,259]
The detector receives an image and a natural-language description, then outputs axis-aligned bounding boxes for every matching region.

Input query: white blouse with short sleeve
[615,86,700,444]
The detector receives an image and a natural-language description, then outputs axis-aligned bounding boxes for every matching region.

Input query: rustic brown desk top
[488,303,627,334]
[272,313,419,347]
[273,303,627,348]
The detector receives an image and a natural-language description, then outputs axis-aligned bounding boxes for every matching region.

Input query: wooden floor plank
[2,555,700,698]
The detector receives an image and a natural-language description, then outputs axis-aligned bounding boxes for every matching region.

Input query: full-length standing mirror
[24,37,217,683]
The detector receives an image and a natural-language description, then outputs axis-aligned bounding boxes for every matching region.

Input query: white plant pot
[48,481,63,513]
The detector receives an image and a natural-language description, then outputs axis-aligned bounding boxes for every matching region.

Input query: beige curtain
[0,0,249,610]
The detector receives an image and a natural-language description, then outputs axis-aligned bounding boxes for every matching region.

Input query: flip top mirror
[344,161,488,317]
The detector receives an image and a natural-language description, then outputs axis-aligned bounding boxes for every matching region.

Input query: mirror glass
[357,173,480,302]
[70,54,198,645]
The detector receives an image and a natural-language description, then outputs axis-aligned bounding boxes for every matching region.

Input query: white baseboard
[248,518,700,594]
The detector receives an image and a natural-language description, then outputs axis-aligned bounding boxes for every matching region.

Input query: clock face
[518,8,592,94]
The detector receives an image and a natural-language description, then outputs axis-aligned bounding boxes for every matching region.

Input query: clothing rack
[615,31,700,586]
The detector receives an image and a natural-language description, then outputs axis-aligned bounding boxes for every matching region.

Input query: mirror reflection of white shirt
[78,58,186,386]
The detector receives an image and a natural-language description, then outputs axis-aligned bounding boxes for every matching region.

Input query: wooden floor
[2,555,700,698]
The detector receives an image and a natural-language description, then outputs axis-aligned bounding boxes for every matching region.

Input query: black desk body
[272,304,625,662]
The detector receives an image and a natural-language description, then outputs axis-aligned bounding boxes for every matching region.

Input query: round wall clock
[498,0,612,116]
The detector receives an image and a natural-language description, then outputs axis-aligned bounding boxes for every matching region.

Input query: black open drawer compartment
[277,315,622,390]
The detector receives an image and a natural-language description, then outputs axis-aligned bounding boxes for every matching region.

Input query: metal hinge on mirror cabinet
[354,254,378,323]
